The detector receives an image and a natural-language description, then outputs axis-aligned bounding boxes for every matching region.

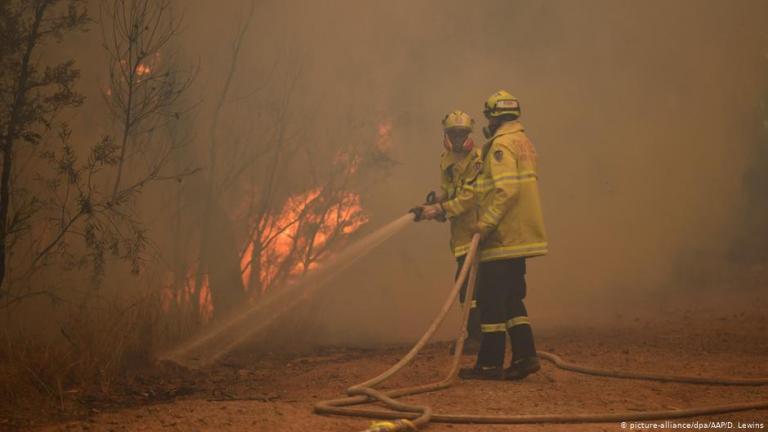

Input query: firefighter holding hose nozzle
[416,91,548,381]
[416,110,484,351]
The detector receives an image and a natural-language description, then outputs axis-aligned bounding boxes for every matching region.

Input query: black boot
[460,332,505,379]
[458,365,504,380]
[504,356,540,380]
[508,321,537,360]
[506,321,539,380]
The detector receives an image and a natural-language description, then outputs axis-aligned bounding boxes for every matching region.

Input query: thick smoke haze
[10,0,768,348]
[261,0,768,345]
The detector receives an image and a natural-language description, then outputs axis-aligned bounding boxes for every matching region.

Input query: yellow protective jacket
[441,121,548,262]
[439,148,483,257]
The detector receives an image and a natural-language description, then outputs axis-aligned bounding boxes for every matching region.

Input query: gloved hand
[472,222,494,242]
[423,191,447,222]
[424,190,449,205]
[409,203,443,222]
[419,204,445,220]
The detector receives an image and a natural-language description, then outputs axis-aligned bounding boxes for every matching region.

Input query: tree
[192,0,256,321]
[100,0,193,203]
[0,0,196,306]
[0,0,88,294]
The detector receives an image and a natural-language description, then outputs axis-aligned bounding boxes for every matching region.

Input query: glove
[420,204,445,220]
[409,203,443,222]
[423,191,447,222]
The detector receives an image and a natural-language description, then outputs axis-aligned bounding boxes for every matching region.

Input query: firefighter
[439,111,485,348]
[422,91,548,380]
[420,110,484,347]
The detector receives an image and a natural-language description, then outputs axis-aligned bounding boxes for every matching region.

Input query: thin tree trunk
[0,3,47,291]
[110,70,135,200]
[246,237,263,296]
[196,0,255,320]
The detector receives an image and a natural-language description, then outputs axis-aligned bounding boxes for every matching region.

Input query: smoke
[163,0,768,345]
[217,0,768,344]
[8,0,768,350]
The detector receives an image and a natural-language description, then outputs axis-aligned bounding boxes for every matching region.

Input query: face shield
[444,128,472,153]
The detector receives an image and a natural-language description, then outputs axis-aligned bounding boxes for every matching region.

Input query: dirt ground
[16,292,768,432]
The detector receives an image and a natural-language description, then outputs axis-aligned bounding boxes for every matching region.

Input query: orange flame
[158,266,213,323]
[107,54,159,100]
[198,273,213,322]
[136,63,152,76]
[240,188,367,294]
[162,121,385,321]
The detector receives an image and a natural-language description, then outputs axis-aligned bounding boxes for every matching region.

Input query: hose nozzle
[409,206,424,222]
[425,191,447,223]
[408,191,446,222]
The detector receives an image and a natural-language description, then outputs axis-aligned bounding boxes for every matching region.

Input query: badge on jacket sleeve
[493,150,504,162]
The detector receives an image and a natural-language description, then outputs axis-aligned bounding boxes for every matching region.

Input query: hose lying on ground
[314,230,768,431]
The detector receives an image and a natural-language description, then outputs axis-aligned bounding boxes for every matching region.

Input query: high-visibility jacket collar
[487,121,524,142]
[440,149,480,175]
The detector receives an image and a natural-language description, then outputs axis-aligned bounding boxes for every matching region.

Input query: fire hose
[314,224,768,431]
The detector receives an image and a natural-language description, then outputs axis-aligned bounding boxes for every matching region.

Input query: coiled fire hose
[314,228,768,431]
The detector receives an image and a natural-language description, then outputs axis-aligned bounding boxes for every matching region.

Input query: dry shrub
[0,287,169,423]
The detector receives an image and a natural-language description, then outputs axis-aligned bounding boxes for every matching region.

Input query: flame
[107,54,159,100]
[158,266,213,323]
[136,63,152,76]
[116,59,153,78]
[198,273,213,322]
[240,188,368,294]
[162,121,382,321]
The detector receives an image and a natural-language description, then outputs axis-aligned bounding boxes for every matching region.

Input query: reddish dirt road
[31,292,768,432]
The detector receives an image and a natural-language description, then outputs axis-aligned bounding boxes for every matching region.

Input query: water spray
[162,213,416,366]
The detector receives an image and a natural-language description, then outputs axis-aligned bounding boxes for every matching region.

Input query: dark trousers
[475,257,537,367]
[455,255,482,341]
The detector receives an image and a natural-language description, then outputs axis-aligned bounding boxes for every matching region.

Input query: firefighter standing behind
[420,91,548,380]
[425,111,484,348]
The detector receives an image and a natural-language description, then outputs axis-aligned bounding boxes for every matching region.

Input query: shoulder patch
[493,150,504,162]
